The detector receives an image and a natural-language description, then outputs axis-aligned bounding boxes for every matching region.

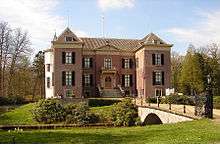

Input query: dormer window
[65,36,73,42]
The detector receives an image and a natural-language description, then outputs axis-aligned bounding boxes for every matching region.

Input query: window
[125,75,130,87]
[65,36,73,42]
[153,71,164,85]
[65,71,72,86]
[65,52,72,64]
[47,77,50,88]
[155,89,162,97]
[46,64,50,72]
[84,58,90,68]
[84,74,90,86]
[155,54,161,65]
[152,54,164,65]
[155,71,162,85]
[104,58,112,69]
[124,58,130,69]
[66,89,73,97]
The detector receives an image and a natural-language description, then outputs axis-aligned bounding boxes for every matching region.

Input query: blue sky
[1,0,220,54]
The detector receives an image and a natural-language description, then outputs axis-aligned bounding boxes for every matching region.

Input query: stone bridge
[138,106,196,125]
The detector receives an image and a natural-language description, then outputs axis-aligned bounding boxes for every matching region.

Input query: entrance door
[105,76,112,89]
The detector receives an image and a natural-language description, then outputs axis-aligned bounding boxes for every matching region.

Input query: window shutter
[130,75,133,87]
[62,71,66,86]
[129,59,133,69]
[122,58,125,68]
[152,54,155,65]
[82,58,85,68]
[62,52,66,64]
[162,71,164,85]
[161,54,164,65]
[90,58,93,68]
[82,74,85,86]
[90,74,93,86]
[72,52,75,64]
[122,75,125,87]
[152,72,156,85]
[72,71,75,86]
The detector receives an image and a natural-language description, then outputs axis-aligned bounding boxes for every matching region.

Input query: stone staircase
[102,89,122,97]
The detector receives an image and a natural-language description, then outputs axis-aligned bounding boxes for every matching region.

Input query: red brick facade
[45,28,172,99]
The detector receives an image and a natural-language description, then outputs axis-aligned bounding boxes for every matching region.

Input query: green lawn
[0,119,219,144]
[0,103,37,125]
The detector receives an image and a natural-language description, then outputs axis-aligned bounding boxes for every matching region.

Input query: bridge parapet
[138,106,195,125]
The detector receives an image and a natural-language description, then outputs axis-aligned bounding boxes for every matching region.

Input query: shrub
[65,102,99,124]
[32,99,65,124]
[0,96,25,105]
[111,98,138,126]
[88,99,121,107]
[146,97,157,104]
[214,96,220,109]
[163,95,194,105]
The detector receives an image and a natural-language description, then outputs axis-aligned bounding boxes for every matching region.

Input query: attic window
[65,36,74,42]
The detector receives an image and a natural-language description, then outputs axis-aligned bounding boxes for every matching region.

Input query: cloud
[167,10,220,46]
[98,0,135,11]
[0,0,88,53]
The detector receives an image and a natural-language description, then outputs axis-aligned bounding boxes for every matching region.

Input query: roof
[80,37,141,52]
[52,27,172,52]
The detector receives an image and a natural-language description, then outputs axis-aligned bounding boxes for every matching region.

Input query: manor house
[44,27,172,99]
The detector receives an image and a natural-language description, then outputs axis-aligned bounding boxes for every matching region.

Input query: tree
[171,51,183,92]
[179,45,206,95]
[32,51,45,99]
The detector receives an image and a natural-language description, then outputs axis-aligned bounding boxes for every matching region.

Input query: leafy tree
[179,45,206,95]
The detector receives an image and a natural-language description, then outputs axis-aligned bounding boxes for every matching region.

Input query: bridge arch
[143,113,163,125]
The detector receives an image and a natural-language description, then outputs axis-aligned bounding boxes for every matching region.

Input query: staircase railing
[117,85,125,96]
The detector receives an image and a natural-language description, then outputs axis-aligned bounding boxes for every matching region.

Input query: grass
[0,119,219,144]
[0,103,37,125]
[0,103,114,125]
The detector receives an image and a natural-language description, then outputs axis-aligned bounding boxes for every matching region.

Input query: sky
[0,0,220,54]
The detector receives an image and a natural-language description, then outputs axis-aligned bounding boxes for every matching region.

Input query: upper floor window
[122,58,133,69]
[155,54,161,65]
[83,58,93,68]
[65,36,73,42]
[62,52,75,64]
[62,71,75,86]
[46,64,50,72]
[104,58,112,69]
[153,71,164,85]
[152,54,164,65]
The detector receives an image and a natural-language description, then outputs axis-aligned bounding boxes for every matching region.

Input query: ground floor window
[155,89,162,97]
[47,77,50,88]
[84,74,90,86]
[124,75,130,87]
[66,89,74,97]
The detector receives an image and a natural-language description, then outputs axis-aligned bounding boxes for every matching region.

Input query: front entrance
[105,76,112,89]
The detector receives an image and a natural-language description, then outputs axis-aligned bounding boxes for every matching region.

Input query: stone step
[102,89,122,97]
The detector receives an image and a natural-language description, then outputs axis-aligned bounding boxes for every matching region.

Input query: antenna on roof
[101,13,105,38]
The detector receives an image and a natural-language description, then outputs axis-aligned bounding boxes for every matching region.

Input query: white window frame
[155,71,162,85]
[124,58,130,69]
[84,58,90,68]
[155,54,161,65]
[84,74,90,86]
[65,71,72,86]
[155,89,162,97]
[104,57,112,69]
[124,75,130,87]
[65,52,72,64]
